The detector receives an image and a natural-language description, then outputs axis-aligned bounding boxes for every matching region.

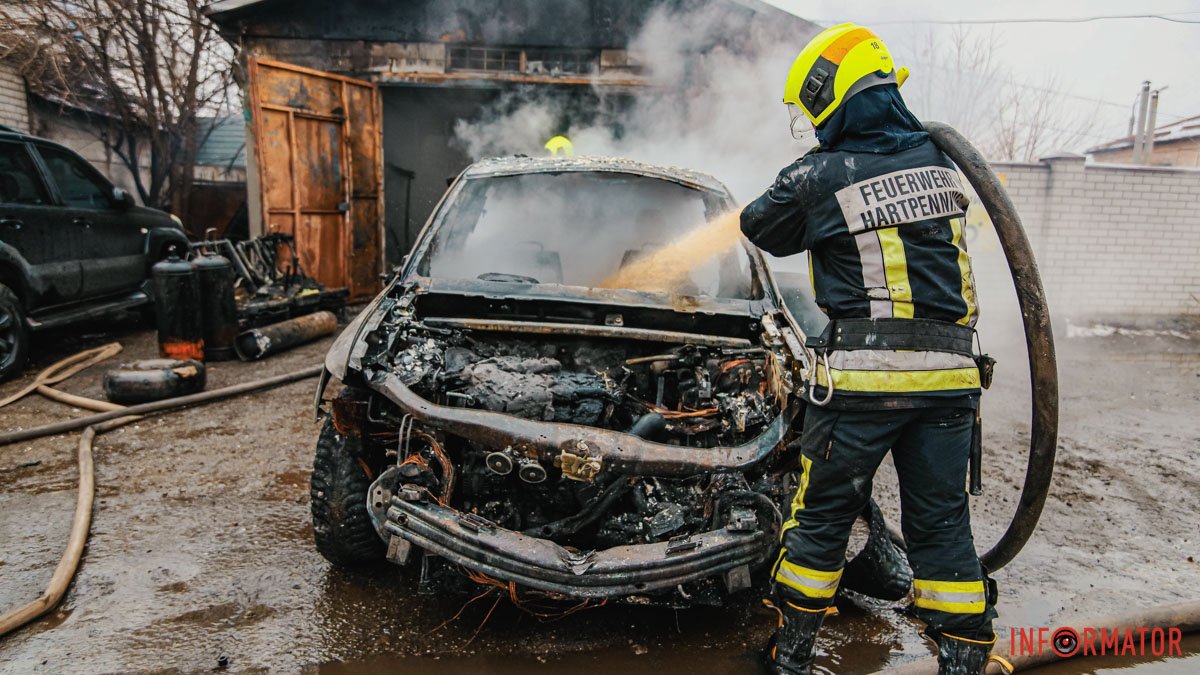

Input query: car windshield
[416,171,753,299]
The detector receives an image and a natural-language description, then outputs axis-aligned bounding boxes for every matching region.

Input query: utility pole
[1132,80,1150,163]
[1144,89,1161,164]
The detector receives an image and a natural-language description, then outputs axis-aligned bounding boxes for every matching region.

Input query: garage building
[205,0,815,298]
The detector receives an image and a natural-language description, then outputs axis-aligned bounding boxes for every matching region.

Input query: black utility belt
[806,318,976,358]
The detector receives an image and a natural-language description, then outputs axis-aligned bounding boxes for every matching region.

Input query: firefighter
[740,24,999,675]
[545,134,575,157]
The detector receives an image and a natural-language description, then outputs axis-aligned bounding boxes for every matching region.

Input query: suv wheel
[310,417,385,567]
[0,283,29,381]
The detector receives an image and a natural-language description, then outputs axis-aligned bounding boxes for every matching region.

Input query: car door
[34,143,145,299]
[0,140,82,307]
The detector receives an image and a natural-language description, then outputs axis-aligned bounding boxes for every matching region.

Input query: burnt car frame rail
[373,371,799,478]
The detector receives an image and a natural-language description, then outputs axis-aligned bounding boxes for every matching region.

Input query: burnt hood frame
[371,370,799,478]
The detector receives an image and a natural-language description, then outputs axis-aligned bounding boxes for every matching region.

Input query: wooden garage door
[247,58,383,299]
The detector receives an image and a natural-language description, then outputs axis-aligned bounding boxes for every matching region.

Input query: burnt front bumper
[384,496,770,599]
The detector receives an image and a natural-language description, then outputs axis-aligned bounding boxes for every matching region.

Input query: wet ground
[1,309,1197,674]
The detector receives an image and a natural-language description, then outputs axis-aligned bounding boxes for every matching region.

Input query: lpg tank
[151,254,204,361]
[193,251,239,361]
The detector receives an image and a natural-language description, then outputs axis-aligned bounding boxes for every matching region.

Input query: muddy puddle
[303,601,921,674]
[309,634,1200,674]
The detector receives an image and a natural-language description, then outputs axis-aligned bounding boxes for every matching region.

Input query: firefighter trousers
[774,404,997,640]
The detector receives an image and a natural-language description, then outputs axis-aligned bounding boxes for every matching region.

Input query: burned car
[312,156,900,606]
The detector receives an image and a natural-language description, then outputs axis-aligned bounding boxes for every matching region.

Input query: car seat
[478,242,564,284]
[513,241,563,283]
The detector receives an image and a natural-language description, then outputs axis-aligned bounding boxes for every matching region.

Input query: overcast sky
[763,0,1200,149]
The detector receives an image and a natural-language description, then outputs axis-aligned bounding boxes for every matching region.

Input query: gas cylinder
[194,251,239,361]
[151,254,204,361]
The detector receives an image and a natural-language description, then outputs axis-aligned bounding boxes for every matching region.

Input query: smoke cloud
[452,2,819,203]
[449,1,1036,401]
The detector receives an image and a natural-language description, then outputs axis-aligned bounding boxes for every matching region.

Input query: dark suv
[0,126,187,379]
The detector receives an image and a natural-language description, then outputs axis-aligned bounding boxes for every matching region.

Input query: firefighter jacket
[742,85,980,407]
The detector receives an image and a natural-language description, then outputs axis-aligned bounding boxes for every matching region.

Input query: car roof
[0,125,30,141]
[0,126,72,152]
[461,155,732,196]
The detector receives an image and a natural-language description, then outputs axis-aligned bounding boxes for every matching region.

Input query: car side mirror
[112,187,135,209]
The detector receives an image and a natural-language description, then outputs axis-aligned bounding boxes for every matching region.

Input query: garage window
[448,46,598,75]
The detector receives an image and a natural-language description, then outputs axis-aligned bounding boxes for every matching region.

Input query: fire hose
[0,343,125,413]
[0,364,323,448]
[925,122,1060,572]
[0,349,321,637]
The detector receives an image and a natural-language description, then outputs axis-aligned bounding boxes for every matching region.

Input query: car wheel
[0,283,30,381]
[310,417,385,567]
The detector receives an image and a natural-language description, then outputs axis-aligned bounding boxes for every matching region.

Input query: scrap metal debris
[191,234,347,329]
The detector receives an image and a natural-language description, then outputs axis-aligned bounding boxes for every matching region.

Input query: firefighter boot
[765,602,826,674]
[934,632,994,675]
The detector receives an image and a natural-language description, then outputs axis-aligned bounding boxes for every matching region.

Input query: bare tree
[0,0,234,216]
[907,26,1004,144]
[988,75,1101,162]
[903,26,1100,162]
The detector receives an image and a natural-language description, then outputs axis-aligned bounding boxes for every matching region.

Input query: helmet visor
[788,103,817,147]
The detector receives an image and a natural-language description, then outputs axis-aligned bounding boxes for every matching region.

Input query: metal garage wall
[247,58,383,299]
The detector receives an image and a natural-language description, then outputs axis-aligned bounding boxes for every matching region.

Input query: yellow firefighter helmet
[783,23,910,131]
[544,135,575,157]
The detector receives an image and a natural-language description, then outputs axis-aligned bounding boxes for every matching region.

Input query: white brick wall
[0,64,30,132]
[992,156,1200,322]
[29,98,153,204]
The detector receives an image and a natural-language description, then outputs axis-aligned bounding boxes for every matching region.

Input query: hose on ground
[0,416,138,637]
[38,386,124,413]
[876,599,1200,673]
[925,122,1060,571]
[0,365,324,447]
[0,353,323,637]
[0,343,124,411]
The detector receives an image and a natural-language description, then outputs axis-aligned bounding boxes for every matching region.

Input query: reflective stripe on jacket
[741,139,980,399]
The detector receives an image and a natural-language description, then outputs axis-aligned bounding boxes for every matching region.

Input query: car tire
[0,283,30,381]
[103,358,206,404]
[310,417,385,567]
